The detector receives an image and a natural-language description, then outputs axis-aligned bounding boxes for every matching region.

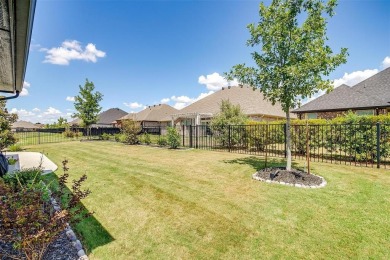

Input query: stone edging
[252,172,327,188]
[50,198,89,260]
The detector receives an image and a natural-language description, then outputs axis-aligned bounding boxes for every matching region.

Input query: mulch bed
[254,167,323,186]
[0,231,78,260]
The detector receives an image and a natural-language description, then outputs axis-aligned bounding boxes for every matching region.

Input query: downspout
[0,91,20,101]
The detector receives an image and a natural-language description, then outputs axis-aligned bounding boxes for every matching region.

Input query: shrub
[121,120,141,145]
[211,100,248,147]
[8,144,23,152]
[141,133,152,145]
[2,168,43,191]
[63,129,75,138]
[101,133,111,140]
[167,127,180,149]
[157,136,168,147]
[0,160,92,260]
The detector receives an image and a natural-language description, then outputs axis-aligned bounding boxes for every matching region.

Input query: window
[307,113,317,119]
[356,109,374,116]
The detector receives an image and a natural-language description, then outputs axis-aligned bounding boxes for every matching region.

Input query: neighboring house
[172,86,293,126]
[0,0,36,96]
[117,104,178,128]
[293,67,390,119]
[70,108,127,127]
[11,120,40,131]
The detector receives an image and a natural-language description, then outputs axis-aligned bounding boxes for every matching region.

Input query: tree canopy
[0,100,18,151]
[225,0,348,170]
[73,79,103,129]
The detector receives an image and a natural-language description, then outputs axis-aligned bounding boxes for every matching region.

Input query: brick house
[293,67,390,119]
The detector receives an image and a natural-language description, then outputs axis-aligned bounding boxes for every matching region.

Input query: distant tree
[73,79,103,137]
[211,100,248,147]
[0,100,18,151]
[226,0,348,170]
[45,117,69,129]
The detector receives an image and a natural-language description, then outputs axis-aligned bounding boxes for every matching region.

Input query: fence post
[228,125,231,152]
[376,122,381,169]
[38,129,41,145]
[189,125,193,148]
[182,125,185,146]
[284,123,287,158]
[195,125,198,149]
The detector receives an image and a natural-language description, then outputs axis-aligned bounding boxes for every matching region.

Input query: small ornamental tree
[166,127,180,149]
[73,79,103,138]
[226,0,348,170]
[121,120,141,144]
[0,100,18,151]
[211,100,248,147]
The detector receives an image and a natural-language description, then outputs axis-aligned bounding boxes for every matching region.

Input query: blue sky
[7,0,390,123]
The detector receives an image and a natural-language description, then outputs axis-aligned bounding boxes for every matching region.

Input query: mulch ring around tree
[253,167,326,188]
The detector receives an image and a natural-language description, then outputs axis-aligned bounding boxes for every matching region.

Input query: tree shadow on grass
[224,156,300,171]
[42,173,114,254]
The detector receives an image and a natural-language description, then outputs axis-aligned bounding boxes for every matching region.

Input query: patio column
[195,113,201,126]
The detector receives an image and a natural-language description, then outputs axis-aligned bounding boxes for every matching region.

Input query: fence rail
[14,123,390,168]
[15,127,121,146]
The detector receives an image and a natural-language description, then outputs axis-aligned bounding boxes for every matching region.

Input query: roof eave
[0,0,36,94]
[292,105,390,114]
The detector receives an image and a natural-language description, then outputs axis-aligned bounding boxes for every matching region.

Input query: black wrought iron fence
[15,127,121,146]
[177,123,390,168]
[16,123,390,168]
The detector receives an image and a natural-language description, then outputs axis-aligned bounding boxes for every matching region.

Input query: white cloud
[66,96,75,102]
[10,108,35,117]
[123,102,143,109]
[42,40,106,65]
[198,72,238,91]
[171,95,193,103]
[382,56,390,69]
[333,69,378,87]
[161,98,170,103]
[20,81,31,96]
[10,107,73,124]
[170,91,214,110]
[44,107,61,115]
[173,102,187,110]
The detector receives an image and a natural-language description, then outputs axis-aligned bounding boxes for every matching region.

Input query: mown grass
[26,141,390,259]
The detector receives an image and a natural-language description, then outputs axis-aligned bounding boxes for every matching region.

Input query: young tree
[226,0,347,170]
[211,100,248,147]
[0,100,18,151]
[73,79,103,137]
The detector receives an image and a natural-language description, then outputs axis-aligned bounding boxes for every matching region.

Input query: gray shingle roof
[293,67,390,113]
[12,120,38,129]
[119,104,178,122]
[177,86,291,118]
[70,108,127,125]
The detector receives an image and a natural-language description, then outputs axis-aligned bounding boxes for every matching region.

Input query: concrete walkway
[5,152,58,174]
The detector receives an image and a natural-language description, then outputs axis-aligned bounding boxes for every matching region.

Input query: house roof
[119,104,178,122]
[12,120,37,129]
[177,86,290,118]
[70,108,127,125]
[293,67,390,113]
[0,0,36,94]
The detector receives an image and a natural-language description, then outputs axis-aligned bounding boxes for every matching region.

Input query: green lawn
[26,141,390,259]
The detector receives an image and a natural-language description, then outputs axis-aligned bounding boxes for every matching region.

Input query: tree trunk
[286,109,292,171]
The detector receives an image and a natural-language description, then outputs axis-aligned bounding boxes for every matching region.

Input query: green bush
[7,144,23,152]
[101,133,111,140]
[2,168,43,191]
[157,136,168,146]
[141,133,152,145]
[63,129,75,138]
[121,120,141,145]
[167,127,180,149]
